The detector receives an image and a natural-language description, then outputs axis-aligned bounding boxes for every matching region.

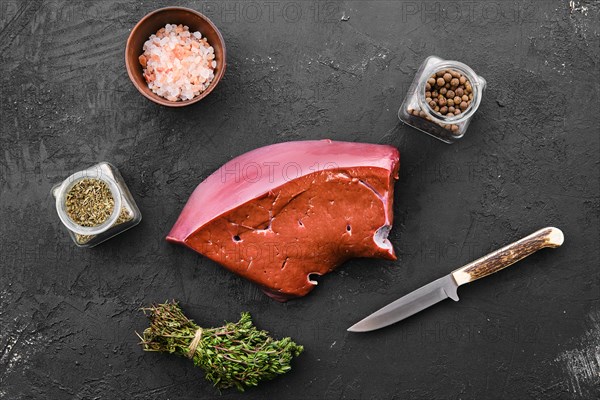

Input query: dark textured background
[1,1,599,399]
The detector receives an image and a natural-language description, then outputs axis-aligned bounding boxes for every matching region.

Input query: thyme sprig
[137,301,303,392]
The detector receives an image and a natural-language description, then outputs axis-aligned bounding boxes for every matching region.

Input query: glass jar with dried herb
[52,162,142,247]
[398,55,486,144]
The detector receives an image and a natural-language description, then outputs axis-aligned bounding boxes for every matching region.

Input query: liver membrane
[167,140,400,301]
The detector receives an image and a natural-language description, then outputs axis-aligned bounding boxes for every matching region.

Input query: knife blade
[348,227,564,332]
[347,274,458,332]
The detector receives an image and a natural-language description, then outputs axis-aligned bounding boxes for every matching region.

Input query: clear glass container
[52,162,142,247]
[399,55,486,144]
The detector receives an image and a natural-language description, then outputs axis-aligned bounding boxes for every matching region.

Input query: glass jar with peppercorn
[52,162,142,247]
[399,55,486,143]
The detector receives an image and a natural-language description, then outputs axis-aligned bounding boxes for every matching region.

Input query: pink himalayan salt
[139,24,217,102]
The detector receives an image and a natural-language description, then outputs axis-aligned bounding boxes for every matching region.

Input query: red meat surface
[167,140,400,301]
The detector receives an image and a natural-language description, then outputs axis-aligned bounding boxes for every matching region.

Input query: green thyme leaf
[137,301,303,391]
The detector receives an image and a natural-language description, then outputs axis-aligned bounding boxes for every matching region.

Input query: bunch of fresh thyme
[137,301,303,392]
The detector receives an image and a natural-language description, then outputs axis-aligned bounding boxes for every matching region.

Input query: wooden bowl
[125,7,226,107]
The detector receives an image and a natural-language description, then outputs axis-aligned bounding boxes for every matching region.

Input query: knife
[348,227,564,332]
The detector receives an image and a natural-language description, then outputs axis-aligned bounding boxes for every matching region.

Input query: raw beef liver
[167,140,400,301]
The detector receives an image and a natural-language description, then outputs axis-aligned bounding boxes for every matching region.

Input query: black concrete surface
[1,1,599,399]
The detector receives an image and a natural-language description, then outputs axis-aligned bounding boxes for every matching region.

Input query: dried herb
[75,207,133,244]
[137,301,303,392]
[66,178,115,227]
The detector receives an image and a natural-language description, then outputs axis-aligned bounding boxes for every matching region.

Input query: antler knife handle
[451,227,564,286]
